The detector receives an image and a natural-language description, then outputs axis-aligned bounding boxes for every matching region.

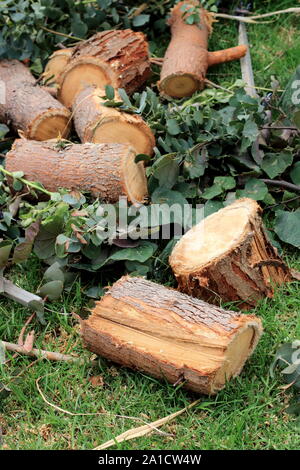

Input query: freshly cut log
[73,86,155,155]
[0,60,71,140]
[81,276,263,395]
[169,198,292,307]
[5,139,148,203]
[159,1,247,97]
[58,30,150,108]
[43,48,72,86]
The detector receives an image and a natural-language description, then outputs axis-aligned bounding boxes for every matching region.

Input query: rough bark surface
[159,1,247,97]
[170,198,292,308]
[5,139,148,203]
[0,60,71,140]
[72,86,155,155]
[58,30,150,107]
[81,276,263,394]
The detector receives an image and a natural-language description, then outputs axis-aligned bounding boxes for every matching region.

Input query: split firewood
[73,86,155,155]
[57,30,151,108]
[42,48,73,86]
[159,1,247,97]
[81,276,263,395]
[0,60,71,140]
[5,139,148,203]
[169,198,292,308]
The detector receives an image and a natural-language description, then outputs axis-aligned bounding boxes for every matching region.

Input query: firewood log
[81,276,263,394]
[169,198,292,307]
[43,48,72,86]
[5,139,148,203]
[159,1,247,97]
[72,86,155,155]
[57,30,151,108]
[0,60,71,140]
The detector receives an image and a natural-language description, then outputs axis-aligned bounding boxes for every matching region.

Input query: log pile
[81,276,263,394]
[169,198,292,307]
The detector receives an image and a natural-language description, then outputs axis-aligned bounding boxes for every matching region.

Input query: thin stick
[18,313,35,346]
[40,26,83,42]
[93,399,201,450]
[214,8,300,24]
[261,179,300,194]
[1,341,96,365]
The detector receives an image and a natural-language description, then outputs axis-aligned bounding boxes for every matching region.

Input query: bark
[81,276,263,395]
[5,139,148,203]
[159,1,247,97]
[169,198,292,308]
[72,86,155,155]
[0,60,71,140]
[58,30,151,108]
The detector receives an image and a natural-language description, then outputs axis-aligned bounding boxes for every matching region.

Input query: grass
[1,0,300,451]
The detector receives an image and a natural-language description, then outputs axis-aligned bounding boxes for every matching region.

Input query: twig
[40,26,83,42]
[261,179,300,194]
[93,399,201,450]
[1,341,96,365]
[18,313,36,346]
[204,78,233,93]
[214,8,300,24]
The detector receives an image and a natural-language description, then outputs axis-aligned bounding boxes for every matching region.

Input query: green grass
[1,0,300,450]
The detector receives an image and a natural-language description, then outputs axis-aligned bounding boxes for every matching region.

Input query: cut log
[58,30,151,108]
[5,139,148,203]
[73,86,155,155]
[159,1,247,98]
[0,60,71,140]
[81,276,263,394]
[169,198,292,308]
[43,48,73,86]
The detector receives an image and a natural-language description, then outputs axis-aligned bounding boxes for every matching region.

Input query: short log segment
[5,139,148,203]
[73,86,155,155]
[58,30,151,108]
[169,198,292,307]
[81,276,263,395]
[43,48,73,86]
[159,1,247,98]
[0,60,71,140]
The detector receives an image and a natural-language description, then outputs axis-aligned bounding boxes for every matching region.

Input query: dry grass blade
[93,399,201,450]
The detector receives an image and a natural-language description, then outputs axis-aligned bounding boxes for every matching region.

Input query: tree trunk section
[72,86,155,155]
[5,139,148,203]
[58,30,151,108]
[169,198,292,308]
[159,1,247,98]
[0,60,71,140]
[81,276,263,395]
[43,48,73,86]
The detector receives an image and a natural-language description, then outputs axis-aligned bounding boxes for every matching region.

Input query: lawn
[0,0,300,450]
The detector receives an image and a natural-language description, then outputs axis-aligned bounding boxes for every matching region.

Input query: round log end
[58,58,117,108]
[43,49,72,85]
[123,148,148,203]
[159,73,204,98]
[28,109,71,141]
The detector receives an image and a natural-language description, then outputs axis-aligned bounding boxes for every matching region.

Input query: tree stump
[5,139,148,203]
[73,86,155,155]
[169,198,292,307]
[159,1,247,98]
[81,276,263,395]
[58,30,151,108]
[0,60,71,140]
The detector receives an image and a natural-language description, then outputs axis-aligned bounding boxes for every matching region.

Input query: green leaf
[242,120,259,142]
[0,241,12,269]
[118,88,132,107]
[261,152,293,179]
[201,183,223,200]
[105,84,115,100]
[204,200,224,217]
[12,221,40,264]
[85,286,105,299]
[43,262,65,283]
[274,210,300,248]
[34,204,68,260]
[71,12,88,38]
[214,176,236,191]
[237,178,269,201]
[0,124,9,140]
[135,154,151,164]
[151,188,188,208]
[109,241,157,263]
[290,161,300,185]
[39,280,64,300]
[166,119,181,136]
[153,155,179,189]
[132,14,150,27]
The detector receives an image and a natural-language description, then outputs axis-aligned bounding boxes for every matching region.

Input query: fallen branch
[261,179,300,194]
[214,8,300,24]
[1,341,95,364]
[93,399,201,450]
